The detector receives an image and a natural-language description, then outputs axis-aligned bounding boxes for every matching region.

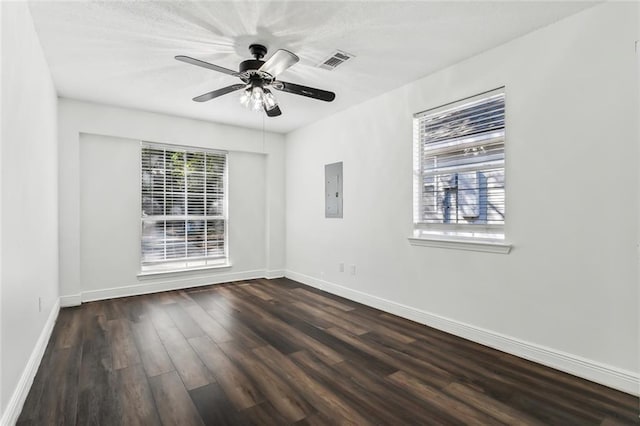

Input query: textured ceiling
[28,1,595,134]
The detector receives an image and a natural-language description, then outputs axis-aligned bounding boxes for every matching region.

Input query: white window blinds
[141,142,227,272]
[414,88,505,229]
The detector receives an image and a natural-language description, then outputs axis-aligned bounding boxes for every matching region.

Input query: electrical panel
[325,162,343,218]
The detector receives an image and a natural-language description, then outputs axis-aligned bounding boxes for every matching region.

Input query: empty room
[1,0,638,424]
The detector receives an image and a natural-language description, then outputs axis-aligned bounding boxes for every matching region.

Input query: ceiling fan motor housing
[238,44,273,85]
[239,59,265,73]
[238,52,273,85]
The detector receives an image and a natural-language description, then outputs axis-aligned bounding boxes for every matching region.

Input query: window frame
[139,141,230,275]
[410,88,511,253]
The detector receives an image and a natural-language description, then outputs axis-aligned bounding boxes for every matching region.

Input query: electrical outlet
[350,265,356,275]
[320,271,325,279]
[339,263,344,272]
[38,297,42,313]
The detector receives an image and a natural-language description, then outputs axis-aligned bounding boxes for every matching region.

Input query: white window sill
[137,262,232,278]
[408,236,512,254]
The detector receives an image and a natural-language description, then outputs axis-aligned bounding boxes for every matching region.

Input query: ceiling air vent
[317,50,354,71]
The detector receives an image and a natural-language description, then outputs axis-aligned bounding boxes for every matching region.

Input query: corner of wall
[0,299,59,426]
[1,1,61,418]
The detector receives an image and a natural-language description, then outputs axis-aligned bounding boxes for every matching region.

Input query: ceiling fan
[175,44,336,117]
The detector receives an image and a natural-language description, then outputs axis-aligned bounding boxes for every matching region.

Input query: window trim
[411,87,510,252]
[139,141,230,274]
[407,235,512,254]
[137,261,232,278]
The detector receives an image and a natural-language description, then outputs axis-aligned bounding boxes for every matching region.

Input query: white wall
[1,1,59,419]
[285,2,639,392]
[637,4,640,389]
[59,99,286,304]
[0,0,4,414]
[79,133,267,297]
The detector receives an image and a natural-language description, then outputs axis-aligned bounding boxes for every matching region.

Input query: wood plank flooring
[17,278,639,425]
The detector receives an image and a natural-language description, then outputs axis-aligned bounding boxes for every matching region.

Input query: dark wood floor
[17,278,639,425]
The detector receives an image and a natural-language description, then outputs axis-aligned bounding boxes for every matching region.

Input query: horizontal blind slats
[141,142,227,268]
[416,90,505,226]
[421,101,505,145]
[420,104,504,131]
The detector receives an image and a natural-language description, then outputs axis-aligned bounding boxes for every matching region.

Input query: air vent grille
[317,50,354,71]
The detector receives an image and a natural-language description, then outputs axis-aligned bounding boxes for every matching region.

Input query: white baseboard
[80,269,266,302]
[60,293,81,307]
[0,299,60,426]
[59,269,274,304]
[285,270,640,396]
[265,269,285,279]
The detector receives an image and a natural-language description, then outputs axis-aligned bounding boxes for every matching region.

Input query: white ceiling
[28,1,595,134]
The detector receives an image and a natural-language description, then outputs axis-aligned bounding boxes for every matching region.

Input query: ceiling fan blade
[272,80,335,102]
[265,104,282,117]
[259,49,299,77]
[192,84,246,102]
[175,55,239,77]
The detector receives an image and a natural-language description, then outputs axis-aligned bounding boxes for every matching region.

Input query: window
[413,88,506,243]
[140,142,228,273]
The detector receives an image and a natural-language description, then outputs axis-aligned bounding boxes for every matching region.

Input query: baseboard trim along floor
[1,299,60,426]
[59,269,286,308]
[285,270,639,396]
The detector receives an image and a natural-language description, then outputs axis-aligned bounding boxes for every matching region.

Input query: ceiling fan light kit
[239,85,277,112]
[176,44,336,117]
